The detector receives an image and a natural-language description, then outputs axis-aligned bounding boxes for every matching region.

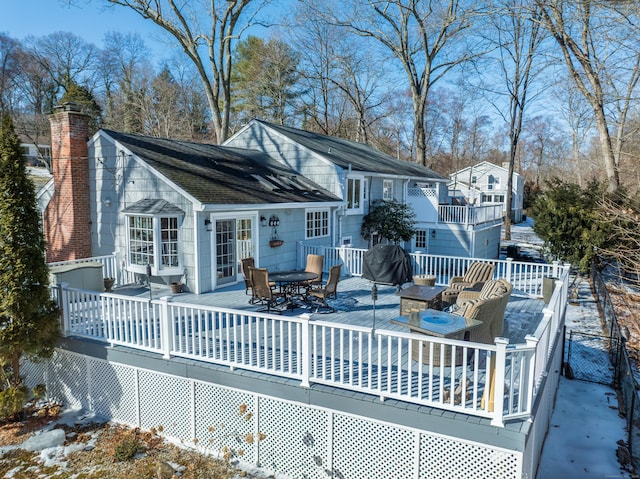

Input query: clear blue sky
[2,0,284,64]
[2,0,179,64]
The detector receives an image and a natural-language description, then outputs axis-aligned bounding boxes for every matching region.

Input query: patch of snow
[21,428,65,452]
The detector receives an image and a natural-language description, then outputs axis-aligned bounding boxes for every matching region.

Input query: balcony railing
[407,187,503,227]
[438,204,503,225]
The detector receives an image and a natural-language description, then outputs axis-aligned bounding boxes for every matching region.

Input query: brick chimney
[45,103,92,262]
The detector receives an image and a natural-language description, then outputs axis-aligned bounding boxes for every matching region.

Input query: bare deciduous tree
[537,0,640,193]
[107,0,270,143]
[318,0,486,166]
[99,31,151,133]
[0,34,21,116]
[596,195,640,289]
[25,31,98,95]
[484,0,545,239]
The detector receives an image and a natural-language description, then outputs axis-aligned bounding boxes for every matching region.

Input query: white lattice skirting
[24,349,523,478]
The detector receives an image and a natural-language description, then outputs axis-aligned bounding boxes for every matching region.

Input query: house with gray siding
[46,106,503,295]
[225,120,503,258]
[47,105,343,293]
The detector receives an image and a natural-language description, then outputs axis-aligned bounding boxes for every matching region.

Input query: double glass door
[215,216,255,285]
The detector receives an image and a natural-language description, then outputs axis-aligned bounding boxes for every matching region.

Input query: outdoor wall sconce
[204,218,212,232]
[260,215,267,227]
[431,229,436,239]
[268,214,280,227]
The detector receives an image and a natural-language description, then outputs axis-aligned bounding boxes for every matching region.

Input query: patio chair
[452,279,512,344]
[306,264,341,312]
[242,257,275,303]
[441,262,496,307]
[241,257,255,296]
[303,254,324,291]
[252,268,286,313]
[456,279,513,342]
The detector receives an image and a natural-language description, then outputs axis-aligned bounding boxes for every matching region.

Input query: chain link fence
[587,267,640,474]
[565,329,620,385]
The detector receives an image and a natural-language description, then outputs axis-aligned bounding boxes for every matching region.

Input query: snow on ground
[536,283,631,479]
[507,218,631,478]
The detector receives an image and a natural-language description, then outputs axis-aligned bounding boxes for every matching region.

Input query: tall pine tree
[0,114,58,399]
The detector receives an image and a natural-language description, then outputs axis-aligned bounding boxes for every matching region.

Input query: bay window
[126,213,182,275]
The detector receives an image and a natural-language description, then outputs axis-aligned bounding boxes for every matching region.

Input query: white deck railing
[53,256,569,427]
[438,204,503,225]
[299,245,563,298]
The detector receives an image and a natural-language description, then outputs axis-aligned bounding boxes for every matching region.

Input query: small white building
[449,161,525,223]
[20,141,51,167]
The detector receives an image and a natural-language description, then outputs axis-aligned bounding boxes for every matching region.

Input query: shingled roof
[253,120,447,180]
[102,130,340,205]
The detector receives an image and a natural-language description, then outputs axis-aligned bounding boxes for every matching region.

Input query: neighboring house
[20,139,52,167]
[449,161,525,223]
[27,166,54,214]
[225,120,503,258]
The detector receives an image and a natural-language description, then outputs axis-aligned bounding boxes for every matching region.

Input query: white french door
[213,215,256,286]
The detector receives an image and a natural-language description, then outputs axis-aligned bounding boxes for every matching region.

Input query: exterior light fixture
[260,215,267,227]
[431,230,436,239]
[204,218,212,232]
[268,215,280,227]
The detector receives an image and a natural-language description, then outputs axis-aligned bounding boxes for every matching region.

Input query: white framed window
[341,236,352,246]
[415,229,427,249]
[346,176,364,214]
[306,209,330,239]
[383,179,393,201]
[126,214,182,275]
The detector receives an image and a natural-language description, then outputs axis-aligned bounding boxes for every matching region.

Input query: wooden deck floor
[116,275,545,346]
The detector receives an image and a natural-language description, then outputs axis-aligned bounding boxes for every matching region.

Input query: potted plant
[170,282,184,294]
[269,239,284,247]
[103,277,115,292]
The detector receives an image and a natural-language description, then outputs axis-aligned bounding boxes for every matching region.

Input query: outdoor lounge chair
[455,279,512,333]
[441,262,496,307]
[252,268,286,313]
[306,264,341,312]
[410,280,511,368]
[452,279,512,344]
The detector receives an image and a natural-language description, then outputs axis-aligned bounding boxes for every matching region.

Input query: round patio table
[268,270,319,308]
[269,270,318,285]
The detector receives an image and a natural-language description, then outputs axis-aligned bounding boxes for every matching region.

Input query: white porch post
[58,282,70,337]
[524,335,540,414]
[491,337,509,427]
[159,296,173,359]
[300,317,311,387]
